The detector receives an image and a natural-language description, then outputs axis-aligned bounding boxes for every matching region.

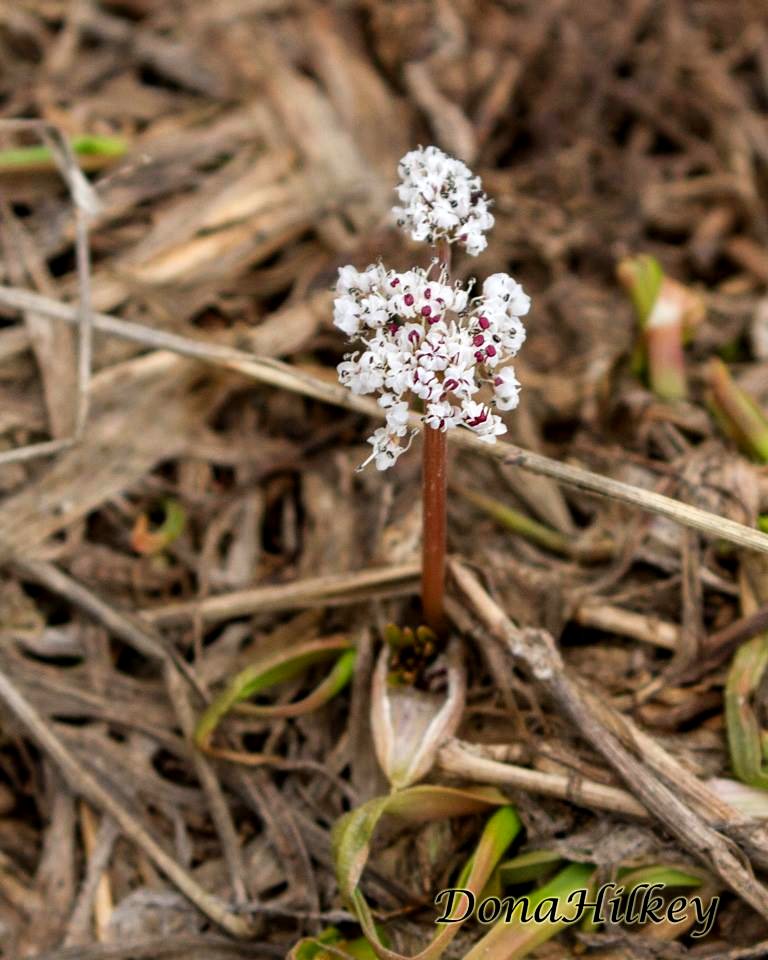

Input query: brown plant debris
[2,1,768,957]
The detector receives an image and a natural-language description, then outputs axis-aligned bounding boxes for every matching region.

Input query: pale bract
[393,145,494,256]
[370,637,466,789]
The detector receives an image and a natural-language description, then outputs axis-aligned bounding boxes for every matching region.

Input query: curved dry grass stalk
[0,668,254,939]
[1,283,767,556]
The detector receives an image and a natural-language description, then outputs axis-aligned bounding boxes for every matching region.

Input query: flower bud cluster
[334,263,529,470]
[392,146,494,256]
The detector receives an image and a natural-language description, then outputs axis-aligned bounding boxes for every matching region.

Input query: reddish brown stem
[421,239,452,634]
[422,424,448,634]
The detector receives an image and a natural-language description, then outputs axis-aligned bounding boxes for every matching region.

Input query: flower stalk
[332,145,529,630]
[422,239,451,634]
[422,425,448,634]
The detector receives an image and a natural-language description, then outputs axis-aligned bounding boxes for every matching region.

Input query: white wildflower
[492,365,521,411]
[461,400,507,442]
[392,145,494,256]
[334,261,528,469]
[334,146,529,470]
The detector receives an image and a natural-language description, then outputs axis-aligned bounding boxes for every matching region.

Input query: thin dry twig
[438,738,648,818]
[573,600,680,650]
[13,558,204,695]
[0,667,254,938]
[1,284,766,557]
[142,562,420,625]
[63,812,119,946]
[0,121,96,438]
[0,438,73,467]
[24,938,277,960]
[164,665,246,905]
[451,559,768,920]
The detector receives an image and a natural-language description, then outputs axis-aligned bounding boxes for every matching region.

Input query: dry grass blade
[573,600,680,650]
[1,284,767,556]
[24,938,276,960]
[438,739,648,819]
[164,666,246,905]
[0,121,95,438]
[143,563,420,625]
[4,4,768,953]
[451,559,768,920]
[13,558,204,694]
[63,812,118,946]
[38,126,96,438]
[0,356,205,563]
[0,438,73,467]
[0,198,77,440]
[499,445,768,556]
[0,667,253,938]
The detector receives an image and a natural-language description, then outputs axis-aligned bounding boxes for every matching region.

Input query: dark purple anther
[473,334,484,347]
[425,288,432,299]
[390,277,400,287]
[468,410,488,427]
[485,345,497,358]
[404,293,414,306]
[478,316,490,330]
[444,379,458,392]
[408,329,420,344]
[474,350,485,363]
[421,305,432,317]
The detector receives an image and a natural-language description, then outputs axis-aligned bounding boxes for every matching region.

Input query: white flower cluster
[392,146,494,256]
[334,263,529,470]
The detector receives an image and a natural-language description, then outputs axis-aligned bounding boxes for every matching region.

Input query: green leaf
[333,795,393,901]
[464,862,595,960]
[580,862,704,933]
[619,864,703,891]
[498,850,564,886]
[131,498,186,555]
[333,787,507,902]
[456,806,522,890]
[0,134,128,171]
[333,790,514,960]
[290,928,344,960]
[289,928,384,960]
[455,486,570,556]
[195,637,353,750]
[707,359,768,462]
[618,254,664,326]
[726,634,768,789]
[235,649,356,719]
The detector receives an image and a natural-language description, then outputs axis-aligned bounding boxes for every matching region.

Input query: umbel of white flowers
[393,146,495,255]
[334,145,530,470]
